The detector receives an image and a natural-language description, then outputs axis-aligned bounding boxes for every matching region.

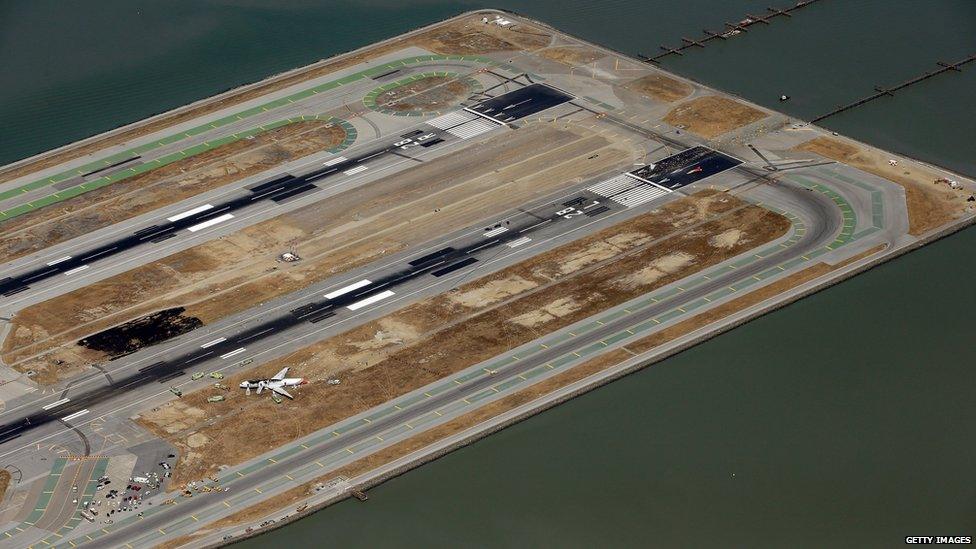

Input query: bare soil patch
[0,470,10,503]
[538,46,605,66]
[664,95,767,138]
[374,76,471,112]
[0,12,548,185]
[624,73,693,103]
[796,136,967,235]
[0,121,346,261]
[137,191,788,485]
[4,122,637,381]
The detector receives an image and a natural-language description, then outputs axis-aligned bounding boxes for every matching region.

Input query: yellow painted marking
[254,488,263,494]
[405,423,414,429]
[362,418,372,423]
[703,296,712,302]
[652,318,661,324]
[345,448,354,455]
[545,364,554,370]
[454,380,462,385]
[236,471,244,477]
[462,398,471,404]
[568,331,577,337]
[86,536,93,541]
[301,443,309,449]
[158,528,166,535]
[539,343,549,349]
[434,410,443,417]
[518,374,527,381]
[332,431,340,437]
[599,340,609,346]
[375,435,384,442]
[394,405,403,410]
[624,308,633,313]
[626,329,635,335]
[676,287,684,292]
[801,255,810,260]
[268,457,277,463]
[315,461,324,468]
[191,515,199,521]
[678,307,686,313]
[596,320,605,326]
[223,501,231,508]
[777,265,786,271]
[285,474,294,481]
[423,392,432,398]
[572,352,581,357]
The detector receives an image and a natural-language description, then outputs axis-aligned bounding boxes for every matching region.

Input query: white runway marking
[483,226,508,238]
[447,119,499,139]
[322,156,348,166]
[343,165,368,176]
[426,110,477,129]
[220,348,246,359]
[507,236,532,248]
[347,290,395,311]
[609,185,669,207]
[46,256,72,266]
[324,279,372,299]
[200,337,226,348]
[167,204,214,222]
[587,173,637,196]
[61,409,89,422]
[624,171,673,193]
[42,398,70,410]
[63,265,89,276]
[186,213,234,232]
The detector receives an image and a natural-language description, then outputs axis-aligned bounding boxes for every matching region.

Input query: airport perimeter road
[56,176,851,548]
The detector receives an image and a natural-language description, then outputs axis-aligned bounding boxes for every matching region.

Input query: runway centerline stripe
[61,410,88,422]
[45,256,72,266]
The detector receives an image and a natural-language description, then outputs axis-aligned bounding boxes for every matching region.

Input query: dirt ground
[0,470,10,503]
[538,46,606,66]
[624,73,693,103]
[176,248,895,537]
[136,190,789,485]
[663,95,768,138]
[3,121,638,381]
[0,121,346,263]
[0,12,549,186]
[373,75,472,112]
[796,136,969,235]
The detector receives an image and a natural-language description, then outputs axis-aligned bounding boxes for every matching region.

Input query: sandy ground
[624,74,693,103]
[0,121,346,263]
[373,75,472,112]
[664,95,768,138]
[0,12,550,186]
[3,121,638,381]
[538,46,606,66]
[136,190,789,485]
[0,470,10,503]
[796,136,970,235]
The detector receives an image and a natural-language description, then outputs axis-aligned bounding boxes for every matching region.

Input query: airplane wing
[272,367,289,381]
[256,384,264,394]
[271,386,294,400]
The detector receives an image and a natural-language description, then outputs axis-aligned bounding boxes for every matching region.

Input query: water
[1,1,974,547]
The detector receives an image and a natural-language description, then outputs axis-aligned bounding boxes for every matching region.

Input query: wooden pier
[810,54,976,123]
[638,0,821,63]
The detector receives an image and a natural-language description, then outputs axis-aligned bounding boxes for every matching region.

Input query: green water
[1,1,974,547]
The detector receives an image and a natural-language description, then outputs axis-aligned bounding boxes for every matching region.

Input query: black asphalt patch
[431,257,478,277]
[629,146,741,190]
[467,83,573,123]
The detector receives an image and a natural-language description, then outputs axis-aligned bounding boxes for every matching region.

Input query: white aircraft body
[239,367,307,399]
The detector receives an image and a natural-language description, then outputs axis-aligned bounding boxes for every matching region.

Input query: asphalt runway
[0,183,617,443]
[80,177,842,549]
[0,83,570,300]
